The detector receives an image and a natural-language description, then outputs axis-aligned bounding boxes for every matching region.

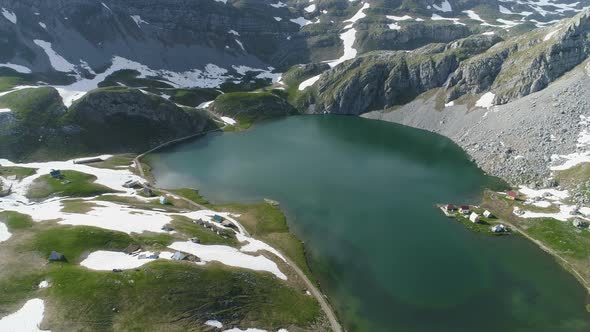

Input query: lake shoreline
[134,134,343,331]
[146,114,589,330]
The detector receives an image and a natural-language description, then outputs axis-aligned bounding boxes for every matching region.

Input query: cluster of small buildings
[123,180,167,203]
[442,204,492,222]
[127,249,200,265]
[195,216,233,238]
[442,203,508,233]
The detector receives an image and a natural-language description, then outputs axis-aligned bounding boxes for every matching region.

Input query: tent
[171,251,186,261]
[48,251,67,262]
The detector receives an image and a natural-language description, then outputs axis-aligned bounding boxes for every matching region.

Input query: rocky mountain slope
[287,4,590,189]
[313,34,500,114]
[4,1,590,332]
[311,8,590,115]
[1,0,586,86]
[365,59,590,186]
[0,86,214,161]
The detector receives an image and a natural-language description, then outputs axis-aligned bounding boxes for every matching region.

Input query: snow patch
[431,13,465,26]
[237,233,286,261]
[499,5,513,15]
[290,17,312,27]
[0,63,31,74]
[0,299,46,332]
[38,280,49,289]
[206,320,223,328]
[235,39,245,51]
[169,241,287,280]
[515,204,578,222]
[386,15,413,21]
[270,2,287,8]
[532,200,552,208]
[298,74,320,91]
[33,40,76,73]
[0,221,10,243]
[38,22,47,29]
[130,15,149,27]
[197,100,214,109]
[52,56,233,106]
[1,8,16,24]
[551,115,590,170]
[343,2,369,28]
[221,116,237,125]
[544,29,560,41]
[432,0,452,13]
[475,92,495,109]
[325,3,370,68]
[496,18,520,28]
[463,10,485,23]
[101,2,112,12]
[388,22,401,30]
[519,186,570,201]
[80,250,173,270]
[304,4,316,13]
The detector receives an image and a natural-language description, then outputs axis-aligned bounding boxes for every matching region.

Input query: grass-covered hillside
[0,86,218,161]
[0,158,327,331]
[212,90,299,128]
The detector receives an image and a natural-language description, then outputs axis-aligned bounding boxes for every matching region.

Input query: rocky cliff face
[312,8,590,115]
[356,21,471,53]
[0,0,323,80]
[0,87,67,160]
[314,34,500,114]
[2,0,585,81]
[445,10,590,105]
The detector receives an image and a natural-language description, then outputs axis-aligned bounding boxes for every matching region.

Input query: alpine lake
[149,115,590,332]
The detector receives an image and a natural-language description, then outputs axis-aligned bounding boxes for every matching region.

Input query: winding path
[133,132,343,332]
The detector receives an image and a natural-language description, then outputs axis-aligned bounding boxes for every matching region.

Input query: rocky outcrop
[66,87,213,152]
[0,0,303,74]
[314,34,501,114]
[446,9,590,105]
[364,58,590,185]
[357,21,471,54]
[0,87,67,160]
[211,91,298,124]
[313,9,590,115]
[0,86,215,160]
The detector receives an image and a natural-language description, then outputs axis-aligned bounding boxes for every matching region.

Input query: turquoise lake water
[150,116,590,332]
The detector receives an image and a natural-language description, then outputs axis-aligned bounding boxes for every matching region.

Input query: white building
[469,212,480,223]
[491,224,506,233]
[483,210,492,218]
